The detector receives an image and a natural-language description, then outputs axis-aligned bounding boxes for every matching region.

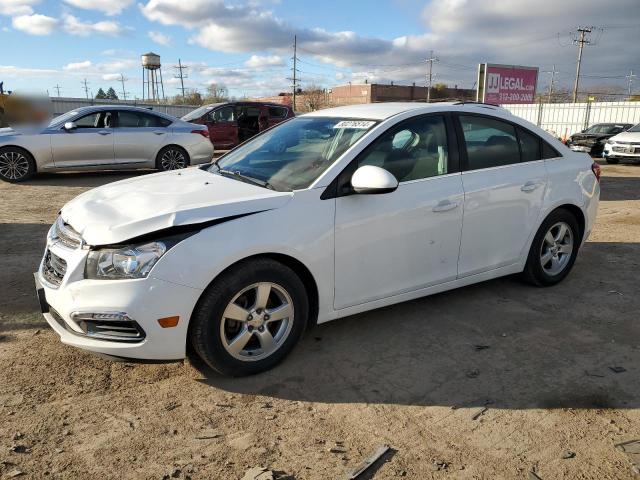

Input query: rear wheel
[189,258,308,376]
[0,147,35,182]
[522,209,580,286]
[156,146,189,171]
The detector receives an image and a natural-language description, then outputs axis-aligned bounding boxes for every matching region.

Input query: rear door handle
[432,200,459,212]
[521,181,541,192]
[98,130,111,136]
[153,130,166,135]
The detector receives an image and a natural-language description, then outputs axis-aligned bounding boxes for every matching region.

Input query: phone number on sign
[497,92,534,102]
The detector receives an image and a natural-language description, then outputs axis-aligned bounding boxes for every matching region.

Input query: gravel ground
[1,163,639,480]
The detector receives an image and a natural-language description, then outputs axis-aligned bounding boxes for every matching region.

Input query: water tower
[141,52,165,102]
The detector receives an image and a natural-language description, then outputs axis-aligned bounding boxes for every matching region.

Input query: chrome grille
[51,216,82,249]
[41,249,67,287]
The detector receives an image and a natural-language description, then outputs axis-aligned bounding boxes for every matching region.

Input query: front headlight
[85,241,167,280]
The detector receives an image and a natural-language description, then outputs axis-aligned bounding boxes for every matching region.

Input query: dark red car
[181,101,295,150]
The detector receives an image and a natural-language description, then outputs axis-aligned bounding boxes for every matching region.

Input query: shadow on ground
[197,241,640,410]
[21,170,152,188]
[599,176,640,201]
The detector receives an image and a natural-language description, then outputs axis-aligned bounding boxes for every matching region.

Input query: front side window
[74,111,112,128]
[460,115,519,170]
[213,117,377,191]
[211,106,236,123]
[358,115,449,182]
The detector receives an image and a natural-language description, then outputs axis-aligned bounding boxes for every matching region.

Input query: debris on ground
[345,444,391,479]
[240,467,280,480]
[528,471,543,480]
[473,345,490,351]
[431,459,449,472]
[471,406,488,421]
[195,429,221,440]
[614,439,640,475]
[561,450,576,459]
[585,370,605,378]
[7,469,24,478]
[466,369,480,379]
[164,401,181,411]
[607,290,624,296]
[609,366,627,373]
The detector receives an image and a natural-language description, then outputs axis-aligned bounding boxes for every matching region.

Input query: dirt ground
[1,163,639,480]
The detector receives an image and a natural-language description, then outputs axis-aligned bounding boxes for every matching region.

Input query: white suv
[35,102,600,376]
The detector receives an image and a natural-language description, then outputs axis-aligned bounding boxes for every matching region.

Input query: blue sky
[0,0,638,100]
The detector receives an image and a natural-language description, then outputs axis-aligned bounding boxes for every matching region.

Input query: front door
[455,114,548,276]
[207,105,238,149]
[50,110,114,167]
[333,114,464,309]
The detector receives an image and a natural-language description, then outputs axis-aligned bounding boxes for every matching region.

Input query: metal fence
[501,101,640,140]
[51,97,197,118]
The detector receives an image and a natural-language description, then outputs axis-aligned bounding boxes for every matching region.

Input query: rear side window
[542,140,560,159]
[117,111,171,128]
[268,106,288,119]
[518,127,541,162]
[459,115,519,170]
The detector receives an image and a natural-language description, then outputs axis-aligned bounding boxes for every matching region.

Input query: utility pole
[626,70,636,97]
[119,74,128,100]
[288,35,300,111]
[82,78,90,99]
[54,84,61,97]
[426,50,438,103]
[546,64,557,103]
[572,27,592,103]
[173,59,188,99]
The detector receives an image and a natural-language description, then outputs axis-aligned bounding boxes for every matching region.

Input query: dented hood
[61,167,293,246]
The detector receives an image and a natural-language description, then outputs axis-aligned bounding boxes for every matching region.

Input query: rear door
[50,110,115,167]
[207,105,238,149]
[113,110,171,165]
[455,113,548,276]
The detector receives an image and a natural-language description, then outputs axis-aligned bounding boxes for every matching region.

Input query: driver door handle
[97,130,111,136]
[432,200,459,213]
[521,181,541,192]
[153,130,166,135]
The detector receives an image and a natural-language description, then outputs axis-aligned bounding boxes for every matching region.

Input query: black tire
[521,208,581,287]
[0,146,36,183]
[156,145,190,171]
[189,258,308,376]
[605,158,619,164]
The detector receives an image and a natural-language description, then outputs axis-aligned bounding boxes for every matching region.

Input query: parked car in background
[566,123,632,157]
[603,123,640,164]
[0,105,213,183]
[36,102,599,376]
[182,101,294,150]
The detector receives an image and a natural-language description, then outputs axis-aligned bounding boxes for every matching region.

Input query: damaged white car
[35,102,600,376]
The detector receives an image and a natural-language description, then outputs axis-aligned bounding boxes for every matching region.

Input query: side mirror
[64,121,77,131]
[351,165,398,195]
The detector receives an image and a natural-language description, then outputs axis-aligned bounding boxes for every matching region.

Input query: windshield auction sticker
[333,120,376,129]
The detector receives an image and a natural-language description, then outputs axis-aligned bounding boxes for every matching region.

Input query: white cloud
[0,0,38,16]
[63,0,132,16]
[62,14,124,36]
[102,73,121,81]
[244,54,283,68]
[148,30,170,45]
[0,64,57,76]
[63,60,92,71]
[11,13,57,35]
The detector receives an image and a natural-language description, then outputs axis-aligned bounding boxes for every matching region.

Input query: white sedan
[35,102,600,376]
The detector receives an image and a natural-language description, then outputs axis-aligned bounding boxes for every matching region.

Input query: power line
[119,74,129,101]
[173,58,188,98]
[572,26,593,103]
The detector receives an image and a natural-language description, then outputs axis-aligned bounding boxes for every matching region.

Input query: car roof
[301,102,512,121]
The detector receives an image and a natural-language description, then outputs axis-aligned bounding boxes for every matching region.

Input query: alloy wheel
[539,221,574,276]
[219,282,294,362]
[160,148,186,170]
[0,150,30,180]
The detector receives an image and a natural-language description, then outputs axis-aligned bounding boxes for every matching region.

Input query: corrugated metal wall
[502,101,640,140]
[51,97,197,118]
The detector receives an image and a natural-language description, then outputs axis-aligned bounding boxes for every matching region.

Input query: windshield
[48,110,80,127]
[212,117,377,191]
[584,124,627,135]
[628,123,640,133]
[181,105,217,122]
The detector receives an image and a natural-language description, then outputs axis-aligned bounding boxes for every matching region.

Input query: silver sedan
[0,105,214,182]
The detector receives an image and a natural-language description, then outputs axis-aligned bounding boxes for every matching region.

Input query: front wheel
[189,259,308,376]
[156,146,189,171]
[522,209,581,286]
[0,147,35,182]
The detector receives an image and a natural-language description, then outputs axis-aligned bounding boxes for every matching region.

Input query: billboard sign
[476,63,538,104]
